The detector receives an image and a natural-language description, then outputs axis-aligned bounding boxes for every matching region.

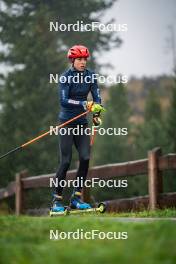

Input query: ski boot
[70,191,92,210]
[50,194,65,214]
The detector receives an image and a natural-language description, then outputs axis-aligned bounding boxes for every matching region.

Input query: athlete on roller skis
[50,45,105,213]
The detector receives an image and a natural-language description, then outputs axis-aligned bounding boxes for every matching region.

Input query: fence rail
[0,147,176,215]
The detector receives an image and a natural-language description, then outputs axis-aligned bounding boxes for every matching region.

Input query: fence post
[148,147,163,210]
[15,170,28,215]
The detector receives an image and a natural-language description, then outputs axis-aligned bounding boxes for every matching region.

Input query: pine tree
[135,89,167,159]
[166,79,176,152]
[92,83,131,165]
[0,0,121,186]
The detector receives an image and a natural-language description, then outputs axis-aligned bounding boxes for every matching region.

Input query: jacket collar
[70,67,86,73]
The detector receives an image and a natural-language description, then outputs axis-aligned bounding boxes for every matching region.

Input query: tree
[134,89,167,159]
[166,79,176,152]
[0,0,121,187]
[92,83,131,165]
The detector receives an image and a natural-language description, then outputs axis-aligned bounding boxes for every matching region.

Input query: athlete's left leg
[73,124,91,192]
[70,124,92,209]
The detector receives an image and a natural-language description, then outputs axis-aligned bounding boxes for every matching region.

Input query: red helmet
[67,45,90,59]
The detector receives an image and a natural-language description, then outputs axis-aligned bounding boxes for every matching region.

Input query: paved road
[97,217,176,222]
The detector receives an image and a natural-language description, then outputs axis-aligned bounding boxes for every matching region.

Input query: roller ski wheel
[97,202,106,213]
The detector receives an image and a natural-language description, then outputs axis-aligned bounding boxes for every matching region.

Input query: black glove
[93,111,102,126]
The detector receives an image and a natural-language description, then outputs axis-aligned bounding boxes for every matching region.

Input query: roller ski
[50,192,106,217]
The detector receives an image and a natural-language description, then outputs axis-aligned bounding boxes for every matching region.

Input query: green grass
[109,208,176,218]
[0,215,176,264]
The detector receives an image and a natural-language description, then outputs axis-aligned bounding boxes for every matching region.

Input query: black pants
[55,123,90,195]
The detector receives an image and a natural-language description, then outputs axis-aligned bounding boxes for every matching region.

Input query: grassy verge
[106,208,176,218]
[0,215,176,264]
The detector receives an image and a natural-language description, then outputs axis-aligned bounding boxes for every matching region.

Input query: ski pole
[0,109,91,160]
[90,112,103,146]
[90,127,98,146]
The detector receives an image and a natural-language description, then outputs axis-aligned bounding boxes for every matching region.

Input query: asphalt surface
[97,217,176,222]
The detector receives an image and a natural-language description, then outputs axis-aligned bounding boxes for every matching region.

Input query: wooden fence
[0,147,176,215]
